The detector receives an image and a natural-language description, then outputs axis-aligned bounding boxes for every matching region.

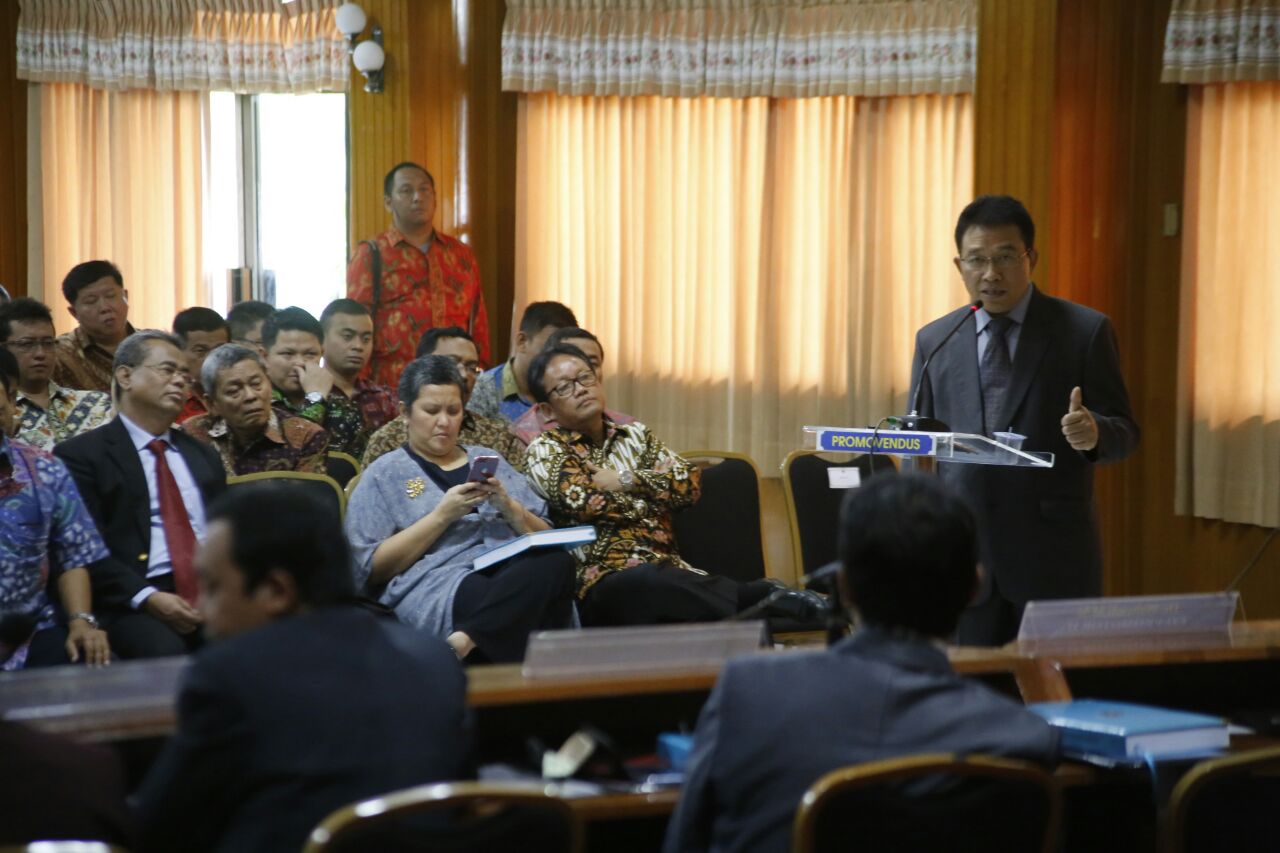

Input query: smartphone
[467,455,501,483]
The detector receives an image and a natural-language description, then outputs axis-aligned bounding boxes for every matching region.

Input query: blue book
[472,525,597,571]
[1029,700,1229,759]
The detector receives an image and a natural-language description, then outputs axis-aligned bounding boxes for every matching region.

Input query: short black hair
[319,298,371,336]
[518,301,577,337]
[954,195,1036,252]
[172,307,230,346]
[383,161,435,198]
[0,346,18,397]
[61,260,124,304]
[0,298,54,343]
[261,307,323,352]
[838,473,978,638]
[526,342,593,405]
[398,354,467,407]
[206,484,354,607]
[416,326,475,358]
[545,327,603,362]
[227,301,276,341]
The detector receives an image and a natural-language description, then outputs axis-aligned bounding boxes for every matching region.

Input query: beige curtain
[17,0,347,93]
[38,83,205,335]
[503,0,978,98]
[1175,82,1280,527]
[515,92,972,467]
[1163,0,1280,83]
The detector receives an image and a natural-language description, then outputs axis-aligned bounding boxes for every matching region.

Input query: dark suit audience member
[664,473,1059,853]
[136,484,471,853]
[56,331,227,658]
[226,300,275,354]
[52,260,136,393]
[172,306,231,423]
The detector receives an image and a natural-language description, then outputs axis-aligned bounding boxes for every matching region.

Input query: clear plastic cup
[994,431,1026,450]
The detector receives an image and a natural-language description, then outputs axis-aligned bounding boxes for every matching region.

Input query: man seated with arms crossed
[0,349,111,669]
[663,474,1059,853]
[172,307,231,424]
[182,346,328,476]
[510,326,635,445]
[363,326,526,472]
[525,343,818,625]
[52,260,135,393]
[0,298,111,451]
[226,300,275,353]
[56,331,226,658]
[468,301,577,423]
[136,485,470,853]
[318,298,398,456]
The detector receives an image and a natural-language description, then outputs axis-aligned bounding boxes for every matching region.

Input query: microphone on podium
[900,301,982,432]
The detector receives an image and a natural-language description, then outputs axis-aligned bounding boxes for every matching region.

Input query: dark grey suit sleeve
[1080,316,1139,464]
[663,676,727,853]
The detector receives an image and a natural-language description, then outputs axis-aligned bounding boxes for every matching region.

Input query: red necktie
[146,439,199,605]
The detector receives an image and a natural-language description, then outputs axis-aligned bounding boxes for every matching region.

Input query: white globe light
[352,40,385,73]
[334,3,367,37]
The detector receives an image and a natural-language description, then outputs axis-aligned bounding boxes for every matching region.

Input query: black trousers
[452,550,577,663]
[579,563,775,627]
[99,575,202,660]
[955,574,1023,646]
[24,625,72,667]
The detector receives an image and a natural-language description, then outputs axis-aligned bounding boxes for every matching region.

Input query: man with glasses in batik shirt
[347,162,491,388]
[0,299,111,451]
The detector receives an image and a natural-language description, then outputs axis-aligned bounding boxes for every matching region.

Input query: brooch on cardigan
[405,477,426,499]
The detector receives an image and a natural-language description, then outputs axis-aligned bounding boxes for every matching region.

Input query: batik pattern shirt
[182,410,328,477]
[271,387,369,459]
[331,380,398,457]
[361,411,527,473]
[52,324,136,392]
[0,437,109,669]
[525,419,702,597]
[347,227,491,387]
[14,382,113,451]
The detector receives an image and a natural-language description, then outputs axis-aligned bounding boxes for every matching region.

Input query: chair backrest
[1165,745,1280,853]
[792,753,1061,853]
[343,470,363,502]
[781,450,896,575]
[225,471,345,518]
[303,781,584,853]
[673,451,770,583]
[325,451,361,488]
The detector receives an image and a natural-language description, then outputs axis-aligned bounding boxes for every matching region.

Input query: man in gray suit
[910,195,1139,645]
[664,474,1058,853]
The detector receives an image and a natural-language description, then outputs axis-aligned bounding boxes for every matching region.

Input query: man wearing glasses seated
[0,298,112,451]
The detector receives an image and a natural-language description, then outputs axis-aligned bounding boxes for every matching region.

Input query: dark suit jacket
[910,288,1139,603]
[664,628,1059,853]
[54,417,226,610]
[135,607,473,853]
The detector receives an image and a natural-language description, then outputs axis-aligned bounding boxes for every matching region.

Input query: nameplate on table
[1017,592,1239,645]
[815,429,935,456]
[522,622,768,680]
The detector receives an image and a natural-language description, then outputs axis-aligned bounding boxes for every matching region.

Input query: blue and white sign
[816,429,936,456]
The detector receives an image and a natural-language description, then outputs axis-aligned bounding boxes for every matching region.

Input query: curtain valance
[1163,0,1280,84]
[502,0,977,98]
[17,0,348,93]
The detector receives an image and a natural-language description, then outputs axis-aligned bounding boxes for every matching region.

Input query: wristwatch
[618,469,637,492]
[70,612,99,629]
[303,391,325,406]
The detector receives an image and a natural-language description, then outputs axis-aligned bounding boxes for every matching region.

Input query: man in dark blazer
[56,330,226,657]
[910,195,1140,644]
[135,484,472,853]
[664,474,1059,853]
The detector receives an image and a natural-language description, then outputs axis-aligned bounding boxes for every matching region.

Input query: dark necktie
[980,315,1014,436]
[146,439,199,605]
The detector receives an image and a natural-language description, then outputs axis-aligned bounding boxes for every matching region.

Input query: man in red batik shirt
[347,162,491,388]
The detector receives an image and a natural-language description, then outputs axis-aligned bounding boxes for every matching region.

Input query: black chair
[792,753,1061,853]
[324,451,361,489]
[674,451,770,583]
[781,450,896,578]
[225,471,345,519]
[1165,745,1280,853]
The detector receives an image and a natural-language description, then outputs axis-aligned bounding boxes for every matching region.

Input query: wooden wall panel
[0,1,27,298]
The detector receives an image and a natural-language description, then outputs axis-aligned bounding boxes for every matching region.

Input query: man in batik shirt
[510,327,635,445]
[347,162,491,387]
[318,299,397,455]
[0,299,111,451]
[52,260,136,393]
[362,327,525,472]
[0,348,111,670]
[182,345,327,477]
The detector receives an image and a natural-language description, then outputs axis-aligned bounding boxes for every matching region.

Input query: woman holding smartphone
[345,355,577,662]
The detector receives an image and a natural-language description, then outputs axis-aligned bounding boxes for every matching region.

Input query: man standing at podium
[910,195,1139,645]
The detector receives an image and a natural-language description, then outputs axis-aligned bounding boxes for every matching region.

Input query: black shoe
[759,589,827,623]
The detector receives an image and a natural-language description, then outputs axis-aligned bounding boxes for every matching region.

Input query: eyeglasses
[445,355,483,376]
[957,250,1032,272]
[550,371,598,398]
[4,338,57,353]
[139,362,192,383]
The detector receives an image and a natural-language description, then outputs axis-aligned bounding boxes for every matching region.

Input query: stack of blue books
[1029,700,1229,760]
